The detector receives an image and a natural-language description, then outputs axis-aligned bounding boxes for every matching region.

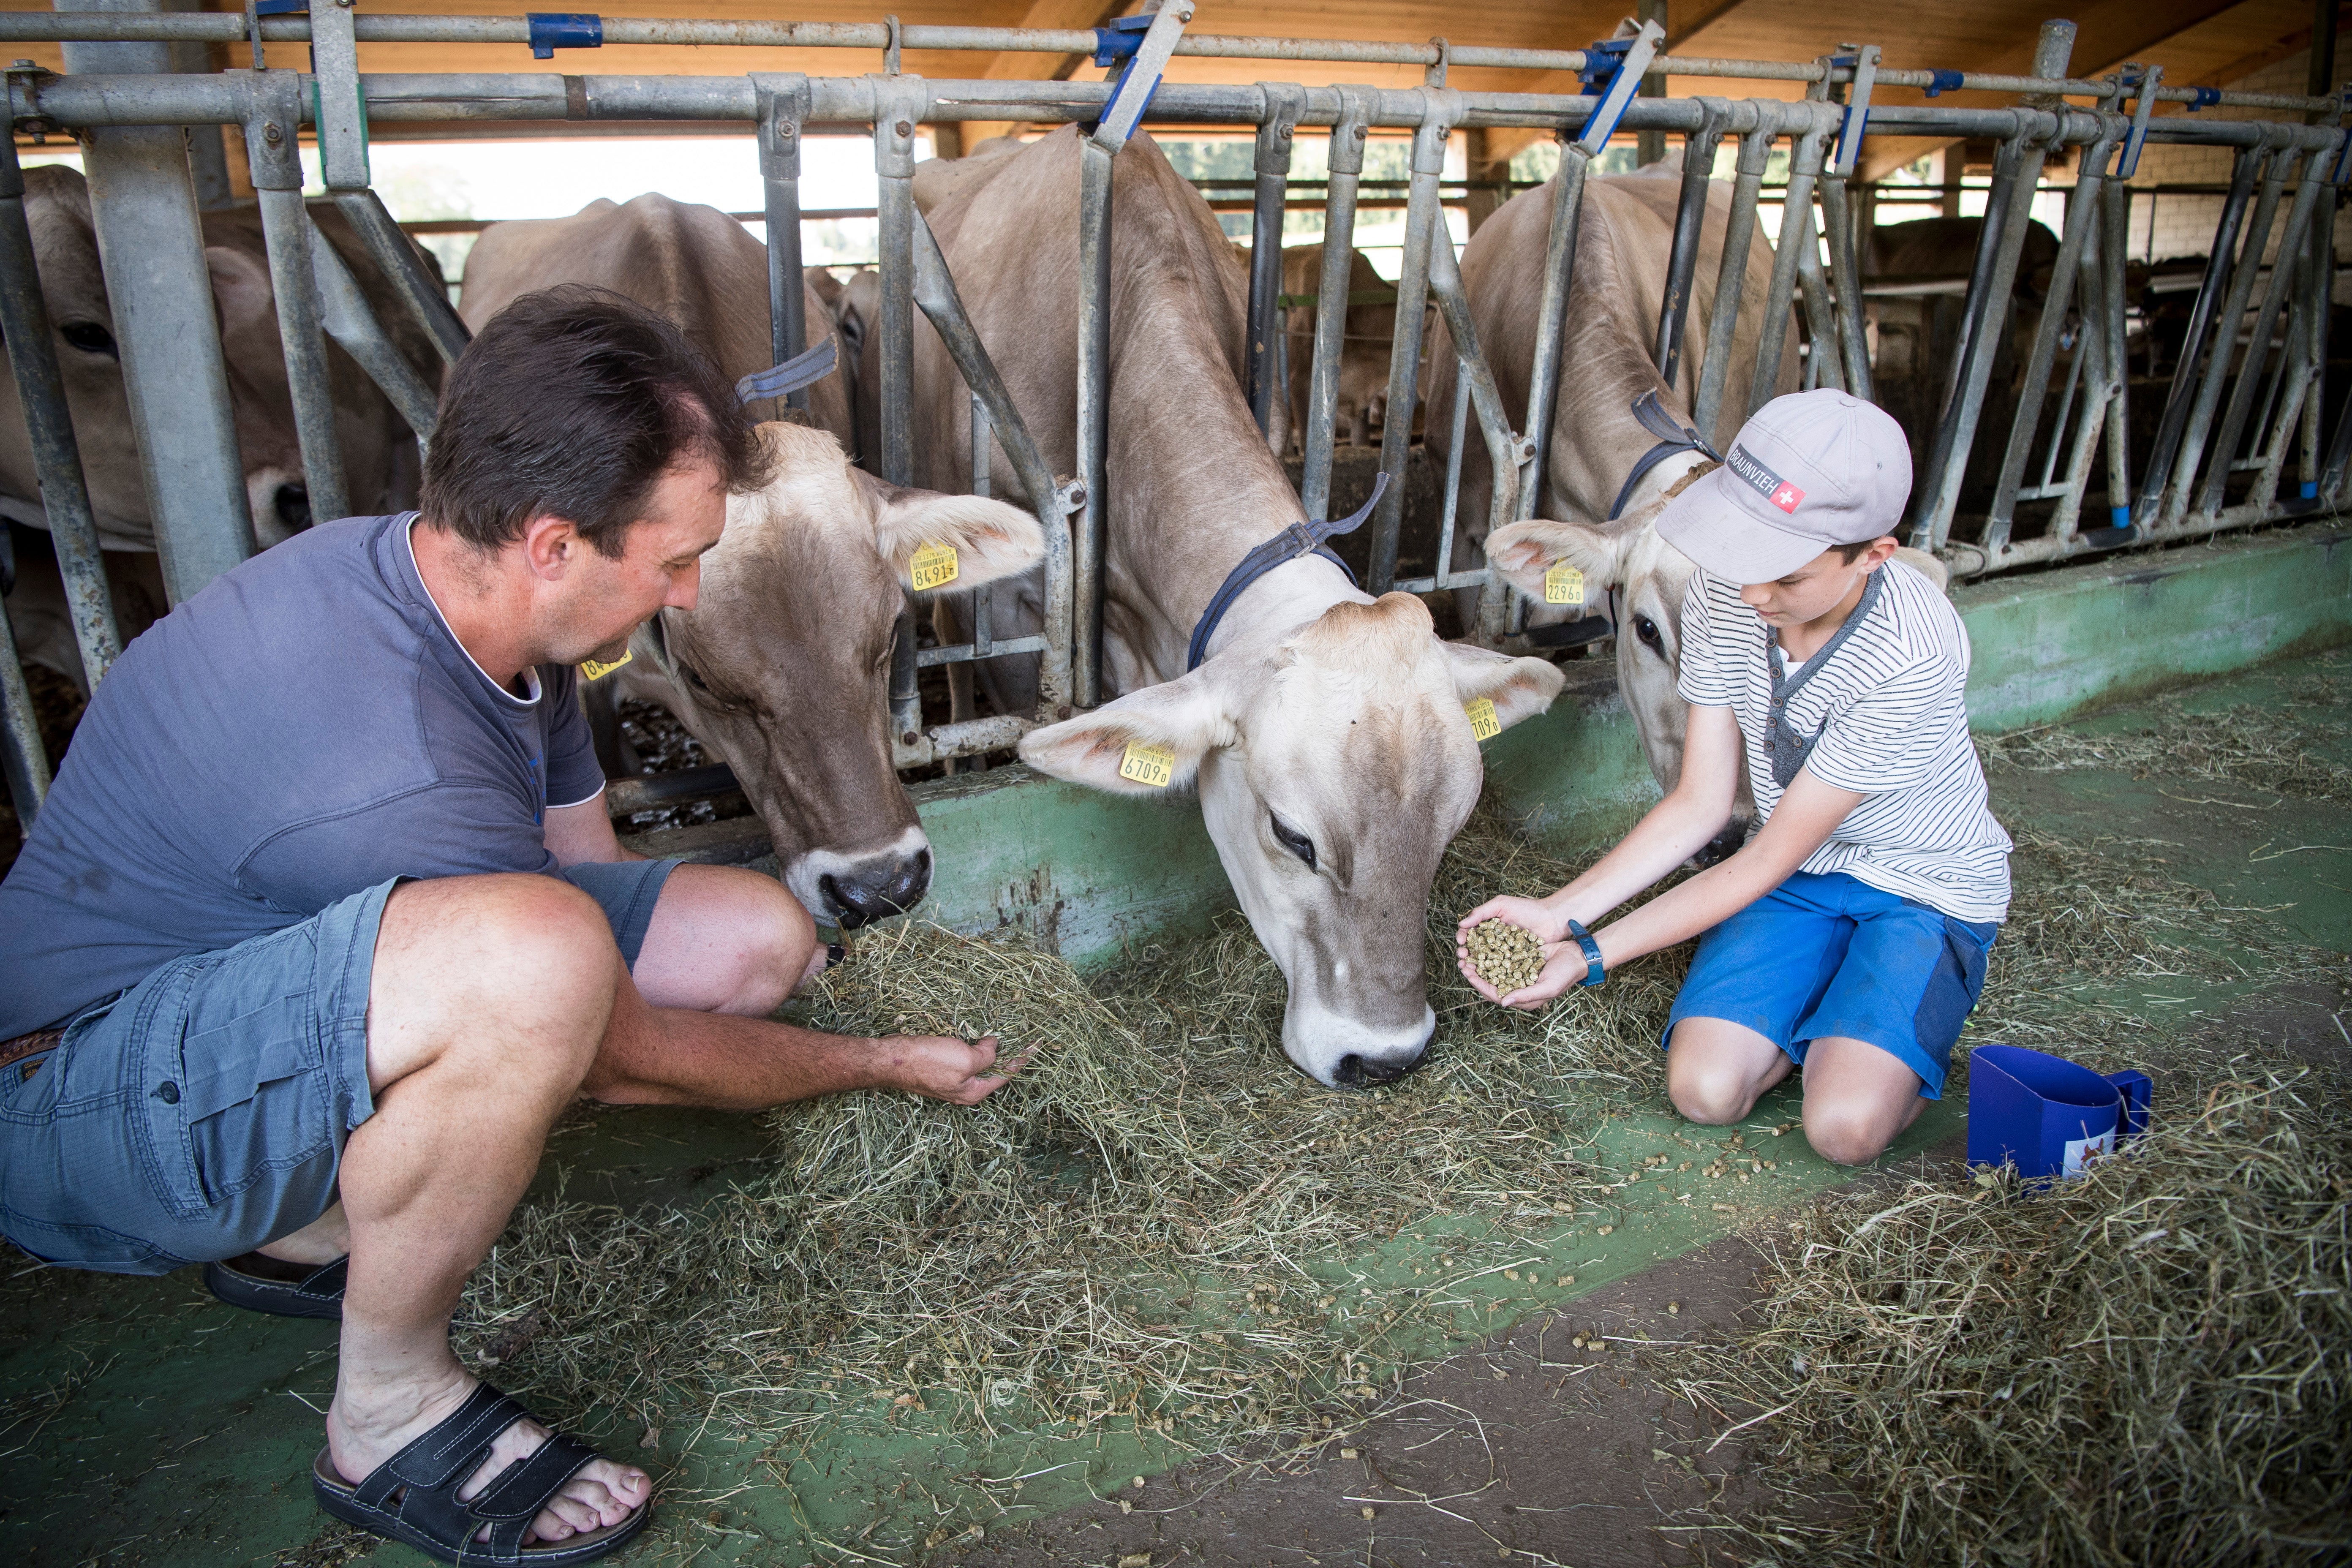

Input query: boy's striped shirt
[1677,559,2012,923]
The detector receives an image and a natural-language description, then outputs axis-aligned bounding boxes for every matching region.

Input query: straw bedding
[1672,1073,2352,1568]
[452,806,1681,1456]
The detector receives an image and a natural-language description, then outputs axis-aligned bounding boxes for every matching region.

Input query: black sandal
[311,1383,653,1565]
[204,1253,348,1320]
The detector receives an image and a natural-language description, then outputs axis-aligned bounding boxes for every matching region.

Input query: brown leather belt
[0,1027,62,1079]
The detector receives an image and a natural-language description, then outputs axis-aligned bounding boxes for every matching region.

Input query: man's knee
[376,875,623,1071]
[707,868,815,1015]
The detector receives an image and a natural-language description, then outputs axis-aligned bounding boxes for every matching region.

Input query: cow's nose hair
[273,482,311,534]
[820,847,934,929]
[1692,818,1749,869]
[1331,1044,1430,1089]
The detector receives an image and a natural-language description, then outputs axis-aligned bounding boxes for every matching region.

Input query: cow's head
[1020,592,1561,1087]
[631,419,1044,926]
[0,166,338,552]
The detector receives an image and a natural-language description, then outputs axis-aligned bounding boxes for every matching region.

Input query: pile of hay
[454,806,1684,1455]
[1674,1072,2352,1567]
[1978,651,2349,806]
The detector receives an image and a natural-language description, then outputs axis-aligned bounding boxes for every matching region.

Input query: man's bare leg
[1798,1036,1925,1165]
[584,864,1028,1109]
[325,874,650,1544]
[1665,1017,1794,1125]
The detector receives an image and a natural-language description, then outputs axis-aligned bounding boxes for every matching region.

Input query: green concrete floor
[2,649,2345,1568]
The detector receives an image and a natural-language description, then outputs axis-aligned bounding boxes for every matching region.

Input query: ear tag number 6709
[1119,740,1176,787]
[909,541,960,591]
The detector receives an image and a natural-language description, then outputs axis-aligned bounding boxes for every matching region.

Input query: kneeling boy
[1458,389,2009,1165]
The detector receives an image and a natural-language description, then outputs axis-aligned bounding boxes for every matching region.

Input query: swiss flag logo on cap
[1770,481,1805,514]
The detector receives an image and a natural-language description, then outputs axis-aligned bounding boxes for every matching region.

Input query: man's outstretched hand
[885,1034,1030,1104]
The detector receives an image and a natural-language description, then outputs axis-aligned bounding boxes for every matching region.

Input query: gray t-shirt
[0,513,606,1038]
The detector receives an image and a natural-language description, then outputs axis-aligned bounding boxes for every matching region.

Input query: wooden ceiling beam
[1854,0,2267,181]
[959,0,1128,148]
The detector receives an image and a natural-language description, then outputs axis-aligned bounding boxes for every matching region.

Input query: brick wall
[2119,48,2349,269]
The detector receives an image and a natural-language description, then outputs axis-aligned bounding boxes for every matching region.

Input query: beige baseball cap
[1656,389,1913,583]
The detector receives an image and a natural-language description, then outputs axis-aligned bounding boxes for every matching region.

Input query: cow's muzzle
[1692,816,1751,869]
[1330,1043,1430,1089]
[821,845,934,928]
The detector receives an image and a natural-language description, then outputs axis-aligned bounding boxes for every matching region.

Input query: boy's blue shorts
[0,860,678,1276]
[1663,870,1997,1098]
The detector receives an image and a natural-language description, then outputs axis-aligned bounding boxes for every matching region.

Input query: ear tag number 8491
[1544,563,1585,607]
[1464,697,1501,741]
[1119,740,1176,787]
[909,542,960,591]
[579,649,633,682]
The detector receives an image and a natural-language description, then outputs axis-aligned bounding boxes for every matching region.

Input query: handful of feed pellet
[1464,917,1546,996]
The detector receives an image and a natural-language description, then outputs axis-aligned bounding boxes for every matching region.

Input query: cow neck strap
[1608,389,1721,520]
[735,336,839,405]
[1184,470,1390,673]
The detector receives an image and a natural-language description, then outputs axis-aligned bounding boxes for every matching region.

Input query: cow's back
[460,194,852,447]
[1432,161,1792,528]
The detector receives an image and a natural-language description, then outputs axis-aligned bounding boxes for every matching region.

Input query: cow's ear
[855,471,1045,591]
[1018,667,1235,796]
[1444,641,1564,733]
[1482,518,1628,602]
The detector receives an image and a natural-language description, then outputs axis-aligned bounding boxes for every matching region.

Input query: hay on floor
[1672,1072,2352,1568]
[455,806,1684,1456]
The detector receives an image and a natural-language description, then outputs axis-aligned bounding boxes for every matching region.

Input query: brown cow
[460,193,1043,928]
[900,129,1562,1088]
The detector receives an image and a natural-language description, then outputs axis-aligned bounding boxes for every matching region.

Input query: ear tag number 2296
[909,542,960,592]
[1544,563,1585,607]
[1119,740,1176,788]
[1464,697,1501,741]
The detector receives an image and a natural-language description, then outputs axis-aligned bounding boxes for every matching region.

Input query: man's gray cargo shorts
[0,860,678,1274]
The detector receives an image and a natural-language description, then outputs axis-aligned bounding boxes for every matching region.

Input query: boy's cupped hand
[1454,896,1587,1011]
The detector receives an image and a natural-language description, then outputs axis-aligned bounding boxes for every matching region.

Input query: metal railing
[1,4,2348,832]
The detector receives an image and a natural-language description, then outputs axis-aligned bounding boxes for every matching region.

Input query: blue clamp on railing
[1922,68,1965,98]
[1829,45,1879,178]
[2186,84,2222,112]
[1573,20,1663,158]
[527,13,603,60]
[1092,14,1153,67]
[2115,65,2161,180]
[253,0,306,14]
[1578,37,1635,96]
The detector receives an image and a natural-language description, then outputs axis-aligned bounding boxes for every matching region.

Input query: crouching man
[0,289,1021,1565]
[1459,390,2011,1166]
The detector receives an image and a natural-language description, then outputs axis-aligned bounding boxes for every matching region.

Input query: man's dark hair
[421,285,773,558]
[1833,536,1895,564]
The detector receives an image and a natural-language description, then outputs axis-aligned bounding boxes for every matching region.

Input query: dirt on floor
[952,1128,1969,1568]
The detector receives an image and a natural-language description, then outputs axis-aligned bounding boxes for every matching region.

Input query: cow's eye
[676,660,709,692]
[1269,811,1316,870]
[59,320,117,358]
[1633,615,1666,656]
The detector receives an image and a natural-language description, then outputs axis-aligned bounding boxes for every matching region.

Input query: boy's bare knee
[1670,1073,1751,1126]
[1803,1106,1892,1166]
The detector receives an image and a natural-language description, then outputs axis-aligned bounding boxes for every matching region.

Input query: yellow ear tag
[579,649,633,682]
[1544,563,1586,607]
[1118,740,1177,788]
[909,541,960,591]
[1464,697,1501,741]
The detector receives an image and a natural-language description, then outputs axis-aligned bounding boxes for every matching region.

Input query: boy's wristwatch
[1563,919,1606,988]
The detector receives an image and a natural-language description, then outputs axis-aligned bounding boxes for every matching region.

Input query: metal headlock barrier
[1,4,2348,831]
